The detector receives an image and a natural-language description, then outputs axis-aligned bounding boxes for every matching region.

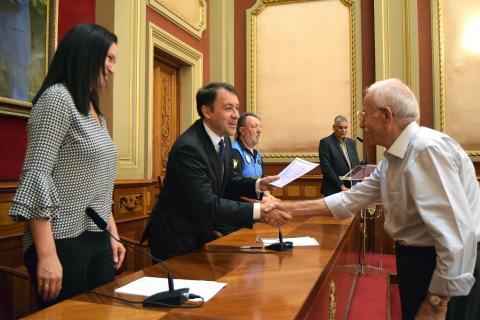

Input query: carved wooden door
[153,58,180,179]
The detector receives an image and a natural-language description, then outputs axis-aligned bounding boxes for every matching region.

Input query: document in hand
[270,158,319,188]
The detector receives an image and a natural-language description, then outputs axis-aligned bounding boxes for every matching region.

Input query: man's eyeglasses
[357,109,380,120]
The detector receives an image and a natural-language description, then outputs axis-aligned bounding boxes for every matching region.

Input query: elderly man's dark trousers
[395,243,480,320]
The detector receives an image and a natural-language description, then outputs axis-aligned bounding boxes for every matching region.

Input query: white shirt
[325,121,480,297]
[203,121,261,220]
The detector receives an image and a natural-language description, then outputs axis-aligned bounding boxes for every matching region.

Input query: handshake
[259,194,291,227]
[254,175,331,226]
[255,176,292,227]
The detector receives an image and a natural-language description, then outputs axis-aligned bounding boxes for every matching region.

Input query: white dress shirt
[325,121,480,297]
[203,122,261,220]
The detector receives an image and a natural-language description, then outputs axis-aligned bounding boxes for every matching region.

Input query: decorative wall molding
[246,0,362,162]
[111,0,147,179]
[431,0,480,158]
[148,0,206,39]
[119,194,144,212]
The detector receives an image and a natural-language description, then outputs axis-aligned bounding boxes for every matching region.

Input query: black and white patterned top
[9,84,117,251]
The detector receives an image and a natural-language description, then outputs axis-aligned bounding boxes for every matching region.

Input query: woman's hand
[36,253,63,301]
[29,218,63,302]
[110,238,126,270]
[108,214,126,269]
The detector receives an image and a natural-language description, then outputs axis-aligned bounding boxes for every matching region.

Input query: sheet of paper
[270,158,319,188]
[114,277,227,302]
[260,236,320,246]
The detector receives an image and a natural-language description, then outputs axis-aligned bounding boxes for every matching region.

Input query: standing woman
[9,24,125,306]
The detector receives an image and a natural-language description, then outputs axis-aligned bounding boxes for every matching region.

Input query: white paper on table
[260,236,319,246]
[114,277,227,302]
[270,158,319,188]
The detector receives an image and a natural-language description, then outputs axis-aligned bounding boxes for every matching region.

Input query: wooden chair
[0,265,39,320]
[117,236,153,277]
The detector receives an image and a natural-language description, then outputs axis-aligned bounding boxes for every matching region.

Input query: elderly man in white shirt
[268,78,480,320]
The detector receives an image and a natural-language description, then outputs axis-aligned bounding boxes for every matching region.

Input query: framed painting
[0,0,58,117]
[432,0,480,160]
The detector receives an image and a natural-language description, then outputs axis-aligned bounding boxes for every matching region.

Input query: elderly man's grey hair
[365,79,419,120]
[334,115,348,124]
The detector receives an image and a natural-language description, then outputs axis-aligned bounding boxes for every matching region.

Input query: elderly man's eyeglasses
[358,109,380,120]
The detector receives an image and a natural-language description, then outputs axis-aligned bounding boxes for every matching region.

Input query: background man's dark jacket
[319,134,360,196]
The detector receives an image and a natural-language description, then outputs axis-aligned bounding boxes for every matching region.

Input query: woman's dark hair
[196,82,237,118]
[32,23,117,115]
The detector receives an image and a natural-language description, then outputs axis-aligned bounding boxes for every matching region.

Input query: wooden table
[24,215,359,319]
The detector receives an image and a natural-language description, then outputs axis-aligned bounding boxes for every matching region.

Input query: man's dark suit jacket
[319,134,360,196]
[142,119,258,260]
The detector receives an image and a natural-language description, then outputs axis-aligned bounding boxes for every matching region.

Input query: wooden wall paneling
[117,219,151,272]
[0,265,38,320]
[0,183,24,268]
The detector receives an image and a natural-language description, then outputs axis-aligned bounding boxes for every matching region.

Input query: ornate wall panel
[111,0,148,179]
[247,0,362,161]
[432,0,480,158]
[148,0,206,39]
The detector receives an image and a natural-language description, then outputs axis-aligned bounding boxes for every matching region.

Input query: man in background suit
[319,115,360,196]
[142,82,291,260]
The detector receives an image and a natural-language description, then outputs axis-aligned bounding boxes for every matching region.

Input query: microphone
[265,227,293,251]
[85,207,194,307]
[356,136,368,165]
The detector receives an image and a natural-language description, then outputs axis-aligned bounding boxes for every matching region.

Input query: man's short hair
[196,82,237,118]
[365,79,419,120]
[236,112,261,137]
[334,115,348,124]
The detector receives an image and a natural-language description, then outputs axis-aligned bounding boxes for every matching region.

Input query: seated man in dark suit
[319,115,360,196]
[142,82,291,260]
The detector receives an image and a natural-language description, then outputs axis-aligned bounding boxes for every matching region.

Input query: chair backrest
[118,236,153,275]
[0,265,39,319]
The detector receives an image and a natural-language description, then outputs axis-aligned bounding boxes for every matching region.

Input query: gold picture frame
[246,0,362,162]
[432,0,480,159]
[0,0,58,118]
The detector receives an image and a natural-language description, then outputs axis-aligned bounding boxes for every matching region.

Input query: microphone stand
[85,208,192,306]
[355,138,382,275]
[265,227,293,251]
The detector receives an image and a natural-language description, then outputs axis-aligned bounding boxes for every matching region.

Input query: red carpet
[348,272,388,320]
[348,254,401,320]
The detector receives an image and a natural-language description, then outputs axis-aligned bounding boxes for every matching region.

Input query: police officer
[231,112,264,179]
[215,112,265,236]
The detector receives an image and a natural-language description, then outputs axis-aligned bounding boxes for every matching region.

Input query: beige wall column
[107,0,147,179]
[209,0,235,84]
[373,0,420,161]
